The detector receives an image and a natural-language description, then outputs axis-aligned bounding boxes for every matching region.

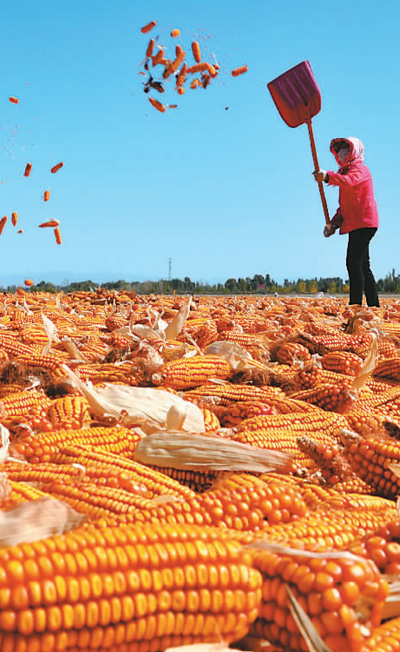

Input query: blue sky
[0,0,399,286]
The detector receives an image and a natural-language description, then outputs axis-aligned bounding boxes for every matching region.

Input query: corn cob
[106,474,308,531]
[349,519,400,576]
[321,350,363,376]
[373,357,400,381]
[275,342,312,365]
[230,412,349,472]
[146,466,220,492]
[52,445,196,501]
[340,429,400,499]
[0,522,262,647]
[152,355,231,390]
[289,382,357,413]
[104,313,129,331]
[183,382,284,405]
[48,396,92,430]
[12,426,142,463]
[0,390,52,418]
[296,435,353,485]
[218,331,269,362]
[200,407,220,431]
[212,400,276,427]
[0,383,31,398]
[2,461,85,486]
[8,480,53,504]
[362,616,400,652]
[45,480,157,519]
[249,541,389,652]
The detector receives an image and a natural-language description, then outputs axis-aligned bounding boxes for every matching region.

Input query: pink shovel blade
[268,60,321,128]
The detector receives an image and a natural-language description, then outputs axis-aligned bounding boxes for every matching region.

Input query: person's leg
[361,229,379,307]
[346,230,366,305]
[346,228,378,305]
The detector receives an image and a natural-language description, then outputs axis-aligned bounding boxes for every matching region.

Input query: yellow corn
[152,354,231,390]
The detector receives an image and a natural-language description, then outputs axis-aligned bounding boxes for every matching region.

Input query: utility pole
[168,258,172,282]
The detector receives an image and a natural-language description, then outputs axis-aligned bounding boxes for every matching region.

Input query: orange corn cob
[190,78,200,89]
[48,396,92,430]
[165,49,186,77]
[53,444,196,500]
[296,435,353,485]
[12,426,142,463]
[231,65,248,77]
[183,382,283,405]
[362,616,400,652]
[110,474,307,531]
[54,227,62,244]
[249,542,389,652]
[145,38,155,57]
[39,219,60,228]
[43,190,50,201]
[45,480,156,519]
[50,162,64,173]
[373,357,400,381]
[340,429,400,499]
[0,522,261,648]
[275,342,312,365]
[140,20,157,33]
[24,163,32,177]
[218,330,269,361]
[213,400,276,427]
[231,411,349,466]
[290,382,356,413]
[8,96,19,103]
[0,390,52,418]
[151,48,165,66]
[148,96,166,113]
[0,216,7,235]
[350,519,400,575]
[176,62,187,87]
[152,354,231,390]
[170,28,180,37]
[8,480,52,505]
[191,40,201,63]
[186,62,211,74]
[321,350,364,376]
[11,212,18,226]
[2,461,85,486]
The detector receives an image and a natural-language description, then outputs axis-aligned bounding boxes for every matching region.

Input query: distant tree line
[3,269,400,294]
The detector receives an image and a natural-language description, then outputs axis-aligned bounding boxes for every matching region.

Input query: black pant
[346,227,379,306]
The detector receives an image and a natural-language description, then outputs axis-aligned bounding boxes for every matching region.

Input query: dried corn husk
[135,431,291,473]
[351,333,378,390]
[62,364,205,433]
[0,498,85,547]
[41,312,60,354]
[0,425,10,463]
[287,586,333,652]
[165,296,192,340]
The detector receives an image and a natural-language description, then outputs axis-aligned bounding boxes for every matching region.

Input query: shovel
[268,60,330,226]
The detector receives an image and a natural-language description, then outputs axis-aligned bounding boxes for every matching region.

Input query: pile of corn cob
[2,290,400,650]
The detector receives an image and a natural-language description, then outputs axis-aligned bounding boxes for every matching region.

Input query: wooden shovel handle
[307,120,331,227]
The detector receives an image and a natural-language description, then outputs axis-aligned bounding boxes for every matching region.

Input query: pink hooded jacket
[328,137,379,235]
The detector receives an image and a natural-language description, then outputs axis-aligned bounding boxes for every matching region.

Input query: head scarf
[330,137,365,171]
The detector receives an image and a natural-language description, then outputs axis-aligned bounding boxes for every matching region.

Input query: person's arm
[326,167,365,187]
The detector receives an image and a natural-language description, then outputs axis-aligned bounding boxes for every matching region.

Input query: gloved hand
[313,170,328,183]
[323,224,335,238]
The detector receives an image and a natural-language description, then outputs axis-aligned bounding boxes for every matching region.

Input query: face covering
[337,147,350,165]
